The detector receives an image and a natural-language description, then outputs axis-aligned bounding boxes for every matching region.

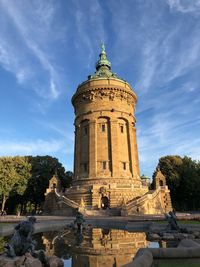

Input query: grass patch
[154,264,200,267]
[0,222,16,227]
[178,220,200,224]
[154,220,200,225]
[153,260,200,267]
[0,222,12,227]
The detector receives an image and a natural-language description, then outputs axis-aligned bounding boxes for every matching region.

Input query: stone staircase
[122,187,171,215]
[126,189,160,208]
[55,189,79,209]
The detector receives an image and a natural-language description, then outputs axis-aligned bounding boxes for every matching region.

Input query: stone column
[132,124,140,178]
[127,121,133,177]
[110,119,119,177]
[73,128,77,179]
[74,125,81,180]
[89,120,97,177]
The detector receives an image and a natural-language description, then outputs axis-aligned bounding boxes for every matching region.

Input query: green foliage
[0,156,31,211]
[0,236,8,254]
[0,155,73,213]
[24,155,71,209]
[156,155,200,211]
[64,171,73,188]
[11,156,32,196]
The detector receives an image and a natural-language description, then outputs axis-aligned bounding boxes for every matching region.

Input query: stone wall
[122,186,172,215]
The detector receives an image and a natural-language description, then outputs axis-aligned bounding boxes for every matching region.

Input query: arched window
[159,180,164,186]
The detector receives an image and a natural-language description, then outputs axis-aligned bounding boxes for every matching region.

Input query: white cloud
[0,41,31,84]
[136,39,160,93]
[34,120,74,141]
[74,0,106,68]
[174,138,200,160]
[104,1,200,96]
[0,0,63,100]
[137,24,200,94]
[167,0,200,13]
[137,106,200,176]
[0,139,64,155]
[0,137,74,157]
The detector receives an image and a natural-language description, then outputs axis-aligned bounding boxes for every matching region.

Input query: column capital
[89,119,96,124]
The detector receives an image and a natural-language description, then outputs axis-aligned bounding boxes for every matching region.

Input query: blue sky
[0,0,200,177]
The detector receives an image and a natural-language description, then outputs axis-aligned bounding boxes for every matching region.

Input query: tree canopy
[0,156,31,211]
[0,155,72,214]
[155,155,200,211]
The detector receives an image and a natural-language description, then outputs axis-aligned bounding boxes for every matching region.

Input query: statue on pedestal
[5,216,37,257]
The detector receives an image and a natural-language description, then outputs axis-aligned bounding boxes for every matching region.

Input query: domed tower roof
[72,44,136,103]
[88,43,121,80]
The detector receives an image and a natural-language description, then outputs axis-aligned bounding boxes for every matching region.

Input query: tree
[179,157,200,210]
[0,157,31,212]
[155,155,200,211]
[24,156,72,210]
[61,171,73,189]
[0,155,72,214]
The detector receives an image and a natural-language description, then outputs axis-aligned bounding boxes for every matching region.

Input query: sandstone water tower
[44,44,172,215]
[70,44,148,209]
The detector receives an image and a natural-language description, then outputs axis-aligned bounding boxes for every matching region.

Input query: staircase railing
[125,188,160,210]
[55,189,79,209]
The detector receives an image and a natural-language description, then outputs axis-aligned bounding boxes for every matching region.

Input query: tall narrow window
[84,163,87,172]
[103,161,106,170]
[102,124,105,132]
[84,126,88,136]
[123,162,126,170]
[120,125,124,133]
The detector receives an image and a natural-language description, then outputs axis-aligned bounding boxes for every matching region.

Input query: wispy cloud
[74,0,106,68]
[0,0,65,100]
[0,0,199,176]
[105,1,200,95]
[136,22,200,94]
[0,139,64,155]
[137,103,200,176]
[167,0,200,14]
[34,119,74,141]
[0,40,32,84]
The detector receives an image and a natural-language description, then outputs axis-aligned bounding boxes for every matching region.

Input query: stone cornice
[72,87,137,108]
[72,77,137,102]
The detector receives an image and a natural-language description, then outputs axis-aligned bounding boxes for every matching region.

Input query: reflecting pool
[0,227,167,266]
[33,228,159,267]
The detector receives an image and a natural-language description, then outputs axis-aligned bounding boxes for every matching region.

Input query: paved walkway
[1,213,200,237]
[0,212,200,223]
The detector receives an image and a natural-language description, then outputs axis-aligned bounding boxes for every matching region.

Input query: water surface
[34,228,159,267]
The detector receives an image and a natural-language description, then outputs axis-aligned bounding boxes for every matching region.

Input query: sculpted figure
[5,216,36,257]
[74,211,85,233]
[165,210,179,231]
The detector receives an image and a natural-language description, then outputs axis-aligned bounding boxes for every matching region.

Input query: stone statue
[165,210,179,231]
[74,211,85,233]
[5,216,37,257]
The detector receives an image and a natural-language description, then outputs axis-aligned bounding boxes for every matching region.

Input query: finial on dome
[95,42,111,70]
[87,43,120,80]
[101,42,106,53]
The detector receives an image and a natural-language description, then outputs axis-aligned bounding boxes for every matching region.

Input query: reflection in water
[42,228,149,267]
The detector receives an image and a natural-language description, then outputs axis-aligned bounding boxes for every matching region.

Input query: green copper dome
[95,43,111,70]
[88,43,120,80]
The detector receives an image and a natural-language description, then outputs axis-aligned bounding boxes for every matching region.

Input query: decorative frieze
[74,88,136,108]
